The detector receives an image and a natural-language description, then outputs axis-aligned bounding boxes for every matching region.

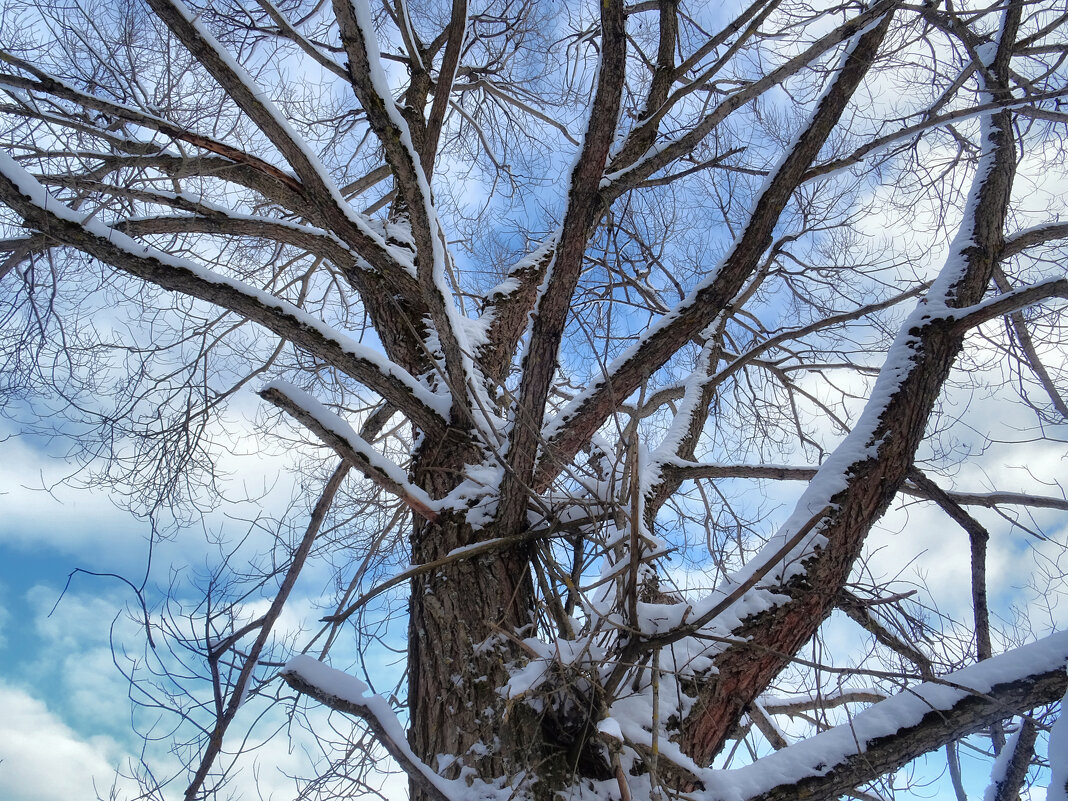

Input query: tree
[3,0,1068,798]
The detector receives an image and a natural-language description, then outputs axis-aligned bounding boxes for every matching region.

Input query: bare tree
[3,0,1068,798]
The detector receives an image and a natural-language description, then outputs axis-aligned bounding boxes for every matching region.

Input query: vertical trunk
[407,434,558,799]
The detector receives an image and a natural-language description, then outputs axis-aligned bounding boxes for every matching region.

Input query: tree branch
[331,0,473,423]
[0,155,448,436]
[535,7,897,491]
[496,0,628,532]
[677,22,1019,760]
[184,461,350,801]
[281,657,460,801]
[260,382,439,522]
[726,632,1068,801]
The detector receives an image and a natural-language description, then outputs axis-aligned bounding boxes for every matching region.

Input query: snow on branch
[331,0,477,422]
[496,0,628,535]
[534,7,896,492]
[144,0,416,282]
[1002,221,1068,258]
[946,277,1068,334]
[697,630,1068,801]
[1048,682,1068,800]
[281,656,467,801]
[0,151,450,437]
[260,381,439,522]
[985,718,1038,801]
[665,53,1021,765]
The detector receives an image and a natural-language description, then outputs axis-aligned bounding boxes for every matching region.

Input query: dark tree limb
[677,11,1018,760]
[737,650,1066,801]
[496,0,628,532]
[185,461,350,801]
[989,719,1039,801]
[534,6,897,491]
[0,161,449,437]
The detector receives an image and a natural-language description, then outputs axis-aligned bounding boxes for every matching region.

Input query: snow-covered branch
[535,9,896,491]
[946,277,1068,334]
[0,153,449,436]
[144,0,416,283]
[281,656,463,801]
[331,0,476,421]
[496,0,628,532]
[673,38,1020,762]
[260,381,439,522]
[698,631,1068,801]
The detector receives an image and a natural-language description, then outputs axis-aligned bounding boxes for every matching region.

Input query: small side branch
[260,382,439,522]
[185,461,350,801]
[947,278,1068,335]
[282,657,459,801]
[663,461,1068,511]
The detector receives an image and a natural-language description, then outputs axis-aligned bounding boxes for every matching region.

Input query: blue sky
[0,419,149,798]
[0,409,416,799]
[3,399,1064,800]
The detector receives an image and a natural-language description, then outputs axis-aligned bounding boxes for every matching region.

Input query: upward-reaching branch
[144,0,413,284]
[422,0,468,173]
[332,0,474,424]
[495,0,628,533]
[534,6,897,491]
[676,3,1021,763]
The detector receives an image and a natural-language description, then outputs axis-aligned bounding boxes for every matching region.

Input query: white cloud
[18,585,143,741]
[0,432,148,570]
[0,682,135,801]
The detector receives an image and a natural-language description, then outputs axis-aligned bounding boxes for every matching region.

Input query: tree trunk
[408,435,561,799]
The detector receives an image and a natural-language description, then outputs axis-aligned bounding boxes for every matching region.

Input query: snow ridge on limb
[534,4,897,492]
[475,236,559,385]
[333,0,477,426]
[945,276,1068,334]
[984,718,1038,801]
[260,381,439,522]
[1002,221,1068,258]
[0,152,450,437]
[495,0,628,533]
[142,0,437,347]
[281,656,495,801]
[692,631,1068,801]
[673,4,1022,765]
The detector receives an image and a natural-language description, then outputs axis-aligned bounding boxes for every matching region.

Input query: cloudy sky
[0,431,146,800]
[3,381,1066,801]
[2,24,1067,798]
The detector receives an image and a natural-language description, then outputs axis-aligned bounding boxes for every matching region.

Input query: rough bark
[680,106,1019,776]
[747,668,1065,801]
[406,436,555,799]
